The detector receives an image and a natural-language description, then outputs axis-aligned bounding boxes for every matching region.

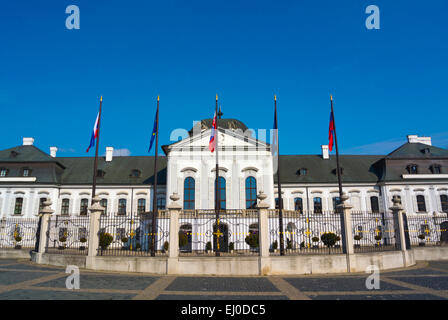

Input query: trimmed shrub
[245,232,259,248]
[99,232,113,250]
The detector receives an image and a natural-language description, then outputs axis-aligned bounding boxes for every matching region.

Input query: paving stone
[0,259,17,265]
[284,277,411,292]
[0,271,58,286]
[166,277,279,292]
[428,261,448,271]
[34,274,158,290]
[0,289,136,300]
[0,263,61,272]
[383,268,448,276]
[309,294,446,300]
[389,276,448,291]
[156,294,289,300]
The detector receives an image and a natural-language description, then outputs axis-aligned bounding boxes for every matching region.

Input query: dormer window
[10,151,18,158]
[332,167,344,175]
[0,168,8,177]
[296,168,307,176]
[430,164,442,174]
[97,169,106,178]
[21,168,31,177]
[131,169,141,178]
[422,148,431,155]
[407,164,418,174]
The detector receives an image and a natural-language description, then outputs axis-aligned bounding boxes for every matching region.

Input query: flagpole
[151,96,160,257]
[330,95,343,198]
[91,96,102,200]
[214,94,220,257]
[274,95,285,256]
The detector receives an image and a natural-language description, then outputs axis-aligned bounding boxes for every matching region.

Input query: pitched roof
[57,156,167,185]
[386,143,448,159]
[0,145,63,166]
[276,155,383,184]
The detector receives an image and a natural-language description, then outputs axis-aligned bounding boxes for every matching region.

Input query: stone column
[257,191,271,275]
[390,195,413,266]
[167,193,181,274]
[337,193,354,272]
[87,197,105,259]
[37,200,54,254]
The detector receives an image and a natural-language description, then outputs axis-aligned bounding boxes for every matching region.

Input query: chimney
[23,137,34,146]
[321,145,329,159]
[407,135,432,146]
[106,147,114,162]
[50,147,58,158]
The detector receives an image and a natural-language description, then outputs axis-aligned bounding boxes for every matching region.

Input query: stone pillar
[389,195,414,268]
[257,191,271,275]
[167,193,181,274]
[87,197,105,258]
[37,200,54,254]
[337,193,354,272]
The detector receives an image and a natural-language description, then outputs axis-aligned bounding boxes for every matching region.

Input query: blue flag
[148,106,158,152]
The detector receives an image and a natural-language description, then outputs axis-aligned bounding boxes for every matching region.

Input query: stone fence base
[23,248,446,276]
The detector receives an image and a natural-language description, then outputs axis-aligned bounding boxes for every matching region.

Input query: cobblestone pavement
[0,259,448,300]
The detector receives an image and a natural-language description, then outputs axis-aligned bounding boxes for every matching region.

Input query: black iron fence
[179,209,260,256]
[268,210,344,255]
[351,211,398,253]
[405,213,448,247]
[45,215,90,255]
[0,218,39,249]
[97,211,169,256]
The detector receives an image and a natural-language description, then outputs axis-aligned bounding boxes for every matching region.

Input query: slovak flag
[209,112,217,152]
[328,110,335,152]
[86,112,100,153]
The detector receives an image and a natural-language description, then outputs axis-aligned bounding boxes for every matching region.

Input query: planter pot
[419,242,426,247]
[14,245,22,250]
[229,250,234,254]
[375,244,381,248]
[274,249,279,253]
[79,246,86,251]
[335,245,341,249]
[354,244,361,249]
[58,246,65,250]
[312,245,319,249]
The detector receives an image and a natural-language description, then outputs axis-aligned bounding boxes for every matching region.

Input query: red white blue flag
[86,112,100,153]
[328,110,335,152]
[209,112,217,152]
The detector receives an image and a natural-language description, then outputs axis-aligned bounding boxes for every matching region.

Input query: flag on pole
[148,105,159,153]
[209,111,217,152]
[86,112,100,153]
[328,109,335,152]
[272,96,279,158]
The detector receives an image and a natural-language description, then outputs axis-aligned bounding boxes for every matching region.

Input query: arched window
[215,177,226,209]
[313,197,322,214]
[370,196,379,213]
[245,177,257,209]
[14,198,23,215]
[441,195,448,213]
[294,198,303,213]
[80,198,89,216]
[332,197,341,211]
[417,195,426,213]
[184,177,195,210]
[118,198,127,215]
[61,199,70,215]
[137,199,146,214]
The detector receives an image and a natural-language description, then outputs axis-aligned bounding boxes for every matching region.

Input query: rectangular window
[23,169,30,177]
[0,169,7,177]
[313,197,322,214]
[417,195,426,213]
[137,199,146,214]
[157,197,166,210]
[80,199,89,216]
[61,199,70,215]
[14,198,23,215]
[100,199,108,215]
[118,199,127,215]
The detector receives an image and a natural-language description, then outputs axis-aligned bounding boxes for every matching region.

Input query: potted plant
[335,235,341,248]
[229,242,234,253]
[286,238,293,251]
[99,232,113,254]
[121,237,128,250]
[205,241,212,253]
[178,232,188,248]
[320,232,339,254]
[271,240,278,253]
[14,235,22,249]
[79,237,87,251]
[418,234,426,246]
[354,234,362,248]
[135,242,141,251]
[163,241,169,253]
[300,241,306,250]
[312,236,320,249]
[58,236,67,250]
[245,232,259,251]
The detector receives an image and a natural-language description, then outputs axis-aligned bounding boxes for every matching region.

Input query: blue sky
[0,0,447,156]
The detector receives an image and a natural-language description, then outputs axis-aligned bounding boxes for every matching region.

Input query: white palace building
[1,118,448,220]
